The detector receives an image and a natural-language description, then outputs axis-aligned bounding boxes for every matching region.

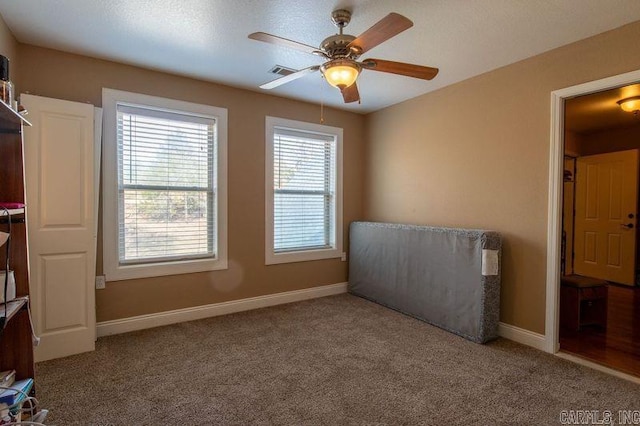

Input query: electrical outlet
[95,275,106,290]
[341,252,347,261]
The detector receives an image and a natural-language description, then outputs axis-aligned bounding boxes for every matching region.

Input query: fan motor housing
[331,9,352,28]
[321,34,357,59]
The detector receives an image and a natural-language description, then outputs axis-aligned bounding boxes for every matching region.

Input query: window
[265,116,343,264]
[103,89,227,280]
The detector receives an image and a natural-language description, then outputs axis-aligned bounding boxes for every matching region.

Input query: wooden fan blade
[249,32,319,55]
[341,82,360,104]
[260,65,320,90]
[361,59,439,80]
[347,13,413,55]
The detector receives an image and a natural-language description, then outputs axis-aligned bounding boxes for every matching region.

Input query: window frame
[265,116,343,265]
[102,88,228,281]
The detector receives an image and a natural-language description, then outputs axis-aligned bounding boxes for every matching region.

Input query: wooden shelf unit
[0,99,34,383]
[0,297,28,324]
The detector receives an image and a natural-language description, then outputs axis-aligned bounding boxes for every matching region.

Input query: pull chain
[320,75,326,124]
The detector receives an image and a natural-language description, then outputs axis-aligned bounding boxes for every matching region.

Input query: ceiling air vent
[269,65,296,76]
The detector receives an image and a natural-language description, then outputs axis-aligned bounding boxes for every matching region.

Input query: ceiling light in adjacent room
[617,96,640,113]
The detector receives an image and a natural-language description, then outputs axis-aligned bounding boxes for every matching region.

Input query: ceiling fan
[248,9,439,104]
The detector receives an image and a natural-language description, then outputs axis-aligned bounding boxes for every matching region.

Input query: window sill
[265,248,342,265]
[105,257,228,281]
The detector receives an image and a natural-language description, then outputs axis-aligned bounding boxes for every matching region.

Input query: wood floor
[560,283,640,377]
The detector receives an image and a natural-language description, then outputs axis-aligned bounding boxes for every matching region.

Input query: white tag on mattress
[482,249,499,276]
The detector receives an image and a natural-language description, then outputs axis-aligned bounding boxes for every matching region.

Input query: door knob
[621,223,635,229]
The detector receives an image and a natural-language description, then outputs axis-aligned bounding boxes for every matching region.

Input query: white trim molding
[264,116,344,265]
[97,282,348,337]
[101,88,229,281]
[498,322,546,351]
[546,69,640,354]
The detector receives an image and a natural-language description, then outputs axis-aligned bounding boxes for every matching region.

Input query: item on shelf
[0,408,18,424]
[0,56,13,107]
[1,203,17,307]
[0,377,34,423]
[0,202,25,216]
[0,378,32,407]
[0,271,15,303]
[0,298,29,333]
[0,372,14,390]
[26,408,48,424]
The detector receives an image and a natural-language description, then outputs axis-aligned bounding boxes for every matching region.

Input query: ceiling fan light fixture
[321,59,360,89]
[617,96,640,113]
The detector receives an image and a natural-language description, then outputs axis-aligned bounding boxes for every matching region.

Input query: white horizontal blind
[273,128,336,253]
[117,104,216,264]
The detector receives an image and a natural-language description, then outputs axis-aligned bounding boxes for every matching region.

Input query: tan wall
[577,125,640,156]
[18,45,366,322]
[364,21,640,334]
[564,131,581,157]
[0,15,17,89]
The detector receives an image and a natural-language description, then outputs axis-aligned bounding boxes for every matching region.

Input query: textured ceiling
[2,0,640,113]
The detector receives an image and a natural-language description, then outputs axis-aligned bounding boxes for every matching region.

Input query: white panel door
[22,94,96,361]
[574,149,638,285]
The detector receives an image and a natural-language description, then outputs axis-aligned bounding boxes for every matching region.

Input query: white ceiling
[2,0,640,113]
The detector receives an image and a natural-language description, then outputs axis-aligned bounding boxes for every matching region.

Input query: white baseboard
[99,285,549,351]
[498,322,546,351]
[97,282,348,337]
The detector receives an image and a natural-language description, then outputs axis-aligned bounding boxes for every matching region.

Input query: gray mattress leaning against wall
[348,221,501,343]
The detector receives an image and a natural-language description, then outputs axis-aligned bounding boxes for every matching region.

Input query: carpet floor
[35,294,639,425]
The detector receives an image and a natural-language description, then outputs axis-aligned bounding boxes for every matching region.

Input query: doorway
[560,88,640,377]
[547,72,640,378]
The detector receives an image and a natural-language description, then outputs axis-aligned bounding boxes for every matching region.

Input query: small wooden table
[560,275,608,331]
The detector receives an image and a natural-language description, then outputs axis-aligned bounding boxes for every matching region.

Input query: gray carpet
[36,294,639,425]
